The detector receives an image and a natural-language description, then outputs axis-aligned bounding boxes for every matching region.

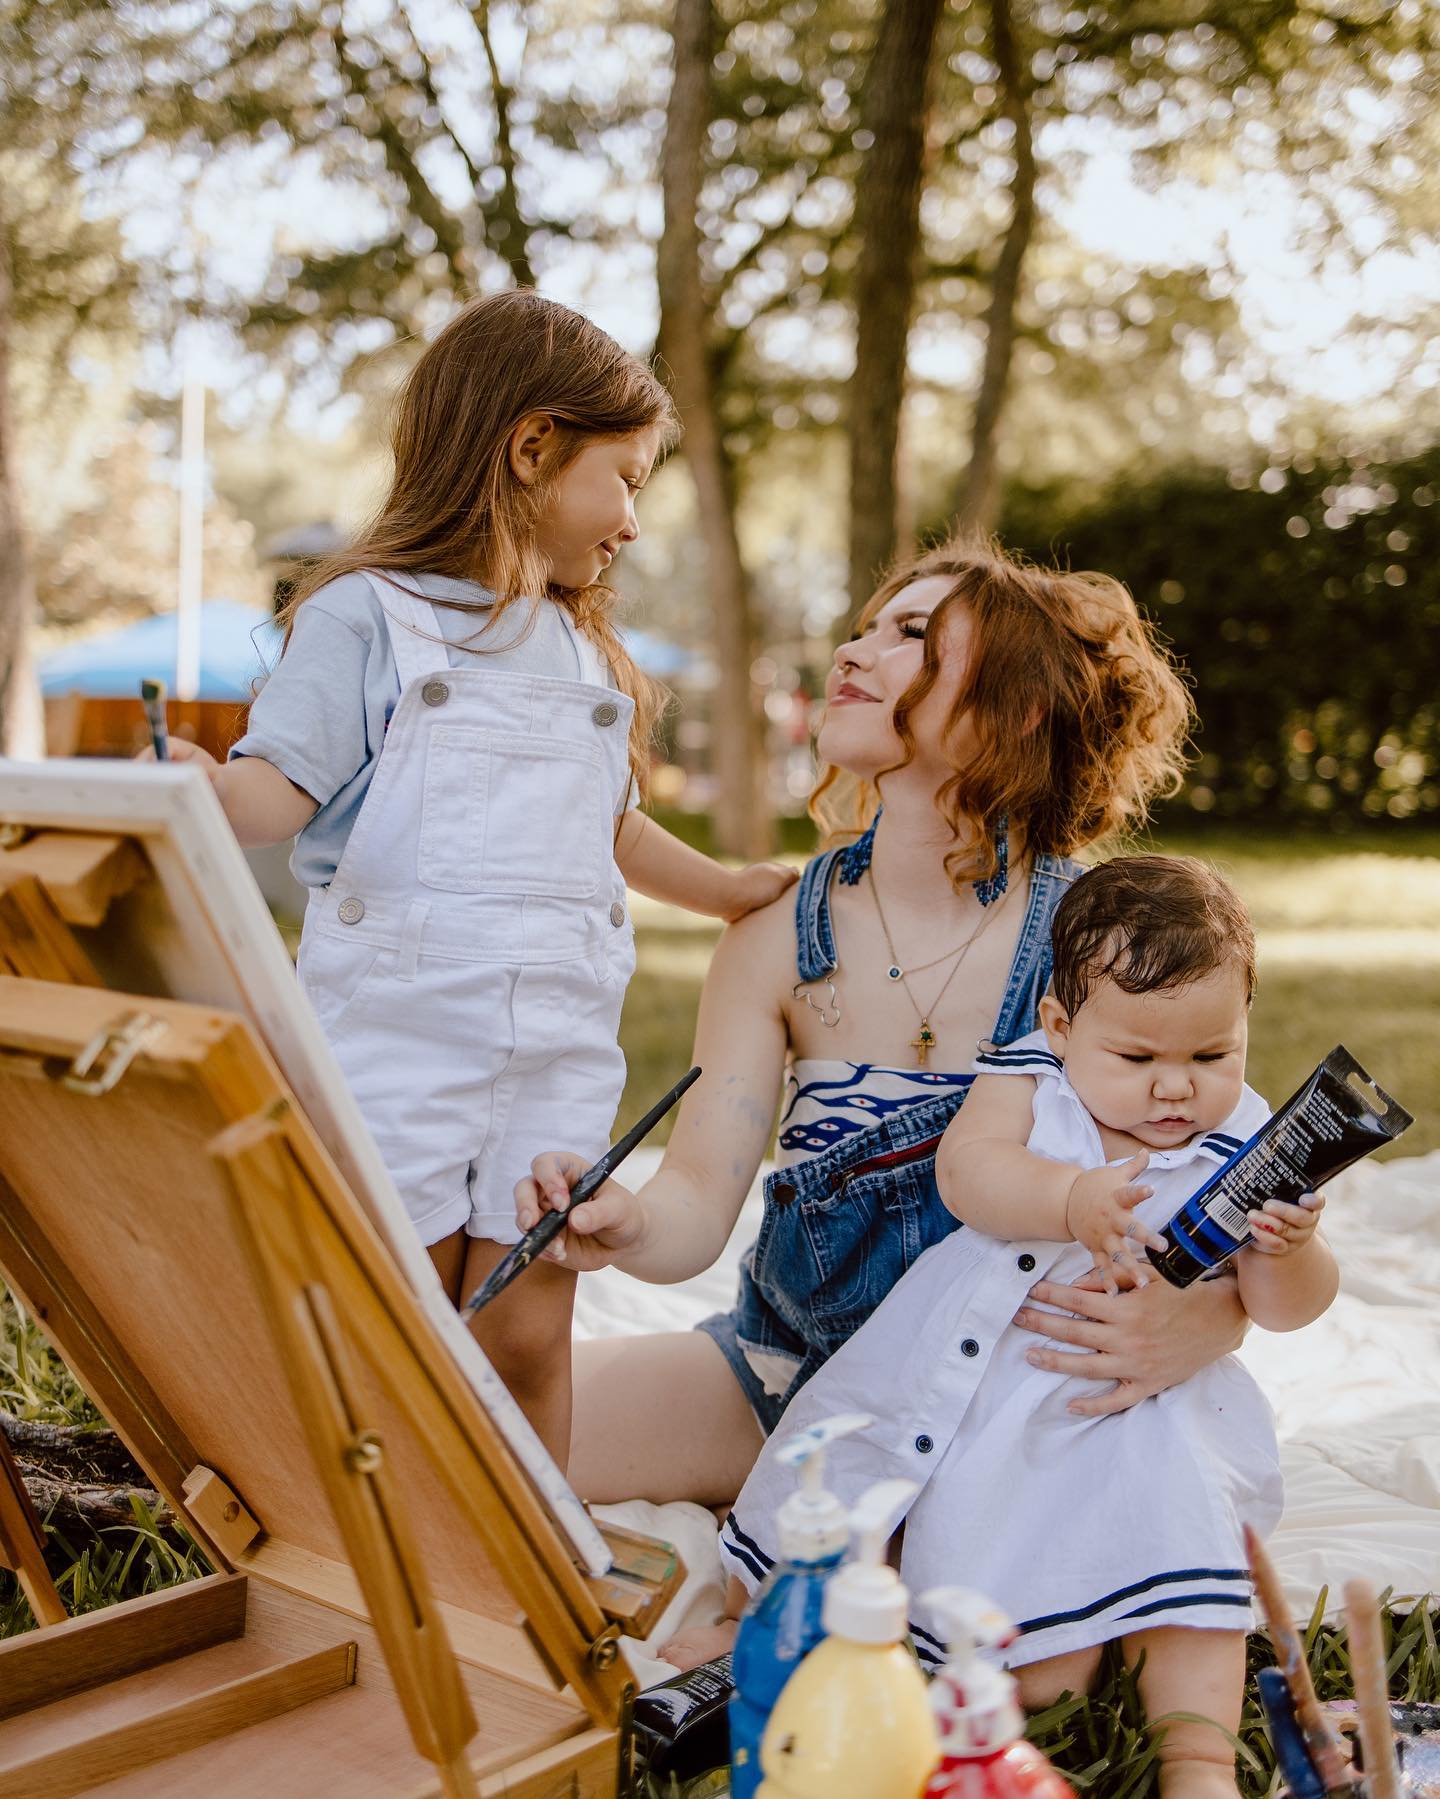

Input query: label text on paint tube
[1152,1046,1412,1289]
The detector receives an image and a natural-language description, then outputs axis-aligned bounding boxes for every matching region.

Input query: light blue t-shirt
[232,570,612,889]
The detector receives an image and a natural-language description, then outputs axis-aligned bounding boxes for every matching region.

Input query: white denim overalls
[297,572,636,1246]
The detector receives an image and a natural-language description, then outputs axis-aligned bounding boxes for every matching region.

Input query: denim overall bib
[698,831,1082,1432]
[297,572,636,1247]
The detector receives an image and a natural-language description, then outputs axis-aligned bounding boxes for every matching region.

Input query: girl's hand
[134,739,222,780]
[1248,1190,1324,1256]
[1014,1268,1246,1416]
[721,861,798,923]
[514,1152,648,1272]
[1063,1153,1165,1291]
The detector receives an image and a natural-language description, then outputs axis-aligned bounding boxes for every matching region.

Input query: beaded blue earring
[973,813,1009,906]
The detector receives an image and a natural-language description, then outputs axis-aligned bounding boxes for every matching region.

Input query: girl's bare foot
[657,1618,740,1672]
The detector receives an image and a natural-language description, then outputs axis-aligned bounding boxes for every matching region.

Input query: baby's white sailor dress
[296,573,636,1246]
[720,1029,1284,1670]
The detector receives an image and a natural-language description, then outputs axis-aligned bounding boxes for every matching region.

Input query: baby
[715,855,1337,1799]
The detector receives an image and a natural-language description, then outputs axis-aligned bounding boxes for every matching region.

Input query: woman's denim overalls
[698,836,1082,1433]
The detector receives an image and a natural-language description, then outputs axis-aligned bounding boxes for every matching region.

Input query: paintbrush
[1344,1578,1403,1799]
[139,678,170,760]
[1246,1524,1357,1794]
[459,1065,702,1320]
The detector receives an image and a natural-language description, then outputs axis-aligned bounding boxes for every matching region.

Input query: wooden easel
[0,773,683,1796]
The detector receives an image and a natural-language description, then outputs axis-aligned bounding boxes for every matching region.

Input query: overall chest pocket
[418,726,608,898]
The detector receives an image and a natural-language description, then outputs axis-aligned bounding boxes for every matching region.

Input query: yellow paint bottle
[757,1479,940,1799]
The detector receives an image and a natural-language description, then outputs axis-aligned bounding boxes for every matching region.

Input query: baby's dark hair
[1050,855,1257,1019]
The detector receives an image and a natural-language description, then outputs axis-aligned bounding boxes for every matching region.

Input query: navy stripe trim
[721,1535,769,1585]
[721,1512,775,1575]
[1120,1593,1252,1622]
[975,1046,1062,1066]
[1017,1567,1249,1635]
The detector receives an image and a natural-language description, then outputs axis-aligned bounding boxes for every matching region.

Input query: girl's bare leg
[427,1226,467,1302]
[570,1332,765,1507]
[1125,1627,1245,1799]
[453,1236,578,1472]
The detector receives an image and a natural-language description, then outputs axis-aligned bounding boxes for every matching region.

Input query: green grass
[616,826,1440,1157]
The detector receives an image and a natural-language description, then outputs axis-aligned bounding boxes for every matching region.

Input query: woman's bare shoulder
[709,880,797,993]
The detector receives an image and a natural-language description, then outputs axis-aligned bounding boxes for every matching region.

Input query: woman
[518,540,1249,1523]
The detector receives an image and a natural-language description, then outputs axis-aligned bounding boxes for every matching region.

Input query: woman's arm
[515,898,792,1283]
[1013,1270,1248,1415]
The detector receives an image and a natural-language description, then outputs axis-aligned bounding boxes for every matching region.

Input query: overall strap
[362,570,449,689]
[792,845,847,982]
[988,853,1084,1046]
[557,604,611,689]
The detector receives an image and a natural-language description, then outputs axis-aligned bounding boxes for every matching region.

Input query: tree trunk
[657,0,768,858]
[953,0,1037,537]
[0,219,44,760]
[846,0,946,616]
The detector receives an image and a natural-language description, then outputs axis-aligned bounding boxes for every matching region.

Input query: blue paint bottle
[729,1412,871,1799]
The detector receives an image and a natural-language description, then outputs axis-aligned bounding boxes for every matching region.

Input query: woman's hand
[1013,1269,1246,1416]
[515,1152,648,1272]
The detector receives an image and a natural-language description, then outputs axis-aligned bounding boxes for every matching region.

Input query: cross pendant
[911,1021,936,1067]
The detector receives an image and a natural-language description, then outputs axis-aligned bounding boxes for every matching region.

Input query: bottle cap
[922,1587,1024,1756]
[821,1479,917,1645]
[775,1412,872,1562]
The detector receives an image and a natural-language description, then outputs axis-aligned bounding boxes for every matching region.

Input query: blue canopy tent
[40,604,692,699]
[39,602,282,702]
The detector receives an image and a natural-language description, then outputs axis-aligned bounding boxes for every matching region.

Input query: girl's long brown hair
[811,538,1194,890]
[285,289,680,800]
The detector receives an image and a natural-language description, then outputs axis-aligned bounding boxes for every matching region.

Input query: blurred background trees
[4,0,1439,846]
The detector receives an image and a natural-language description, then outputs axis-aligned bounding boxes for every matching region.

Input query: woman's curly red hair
[810,538,1194,890]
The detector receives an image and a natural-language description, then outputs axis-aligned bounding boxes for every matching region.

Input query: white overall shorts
[296,573,637,1247]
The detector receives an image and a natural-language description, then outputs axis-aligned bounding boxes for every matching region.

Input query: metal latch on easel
[61,1012,167,1096]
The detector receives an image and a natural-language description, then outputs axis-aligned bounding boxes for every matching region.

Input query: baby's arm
[615,810,796,921]
[937,1073,1163,1288]
[138,741,319,846]
[1236,1192,1338,1330]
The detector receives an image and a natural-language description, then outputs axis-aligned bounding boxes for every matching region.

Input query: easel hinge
[60,1012,167,1096]
[588,1620,623,1670]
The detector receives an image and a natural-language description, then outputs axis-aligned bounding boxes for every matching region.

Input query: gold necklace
[869,868,1004,1066]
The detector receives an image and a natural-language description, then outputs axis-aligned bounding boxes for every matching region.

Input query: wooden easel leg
[0,1427,66,1628]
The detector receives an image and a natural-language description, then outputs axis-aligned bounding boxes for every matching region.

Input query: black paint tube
[1153,1046,1412,1289]
[632,1652,733,1782]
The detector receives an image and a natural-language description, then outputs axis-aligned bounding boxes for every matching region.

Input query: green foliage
[1003,445,1440,825]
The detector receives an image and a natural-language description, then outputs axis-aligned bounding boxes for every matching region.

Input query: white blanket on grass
[580,1150,1440,1682]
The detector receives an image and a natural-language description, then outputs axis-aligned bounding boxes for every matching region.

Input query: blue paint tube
[1257,1668,1327,1799]
[1153,1046,1412,1289]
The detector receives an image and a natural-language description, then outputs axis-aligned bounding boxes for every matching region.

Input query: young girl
[153,290,794,1466]
[718,856,1338,1799]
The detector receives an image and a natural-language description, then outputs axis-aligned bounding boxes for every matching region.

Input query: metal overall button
[337,897,365,925]
[1017,1253,1037,1272]
[421,680,450,707]
[771,1181,797,1205]
[609,902,627,927]
[592,701,619,726]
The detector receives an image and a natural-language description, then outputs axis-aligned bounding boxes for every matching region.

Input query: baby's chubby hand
[1064,1152,1168,1292]
[1248,1189,1325,1256]
[721,860,798,923]
[514,1151,647,1272]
